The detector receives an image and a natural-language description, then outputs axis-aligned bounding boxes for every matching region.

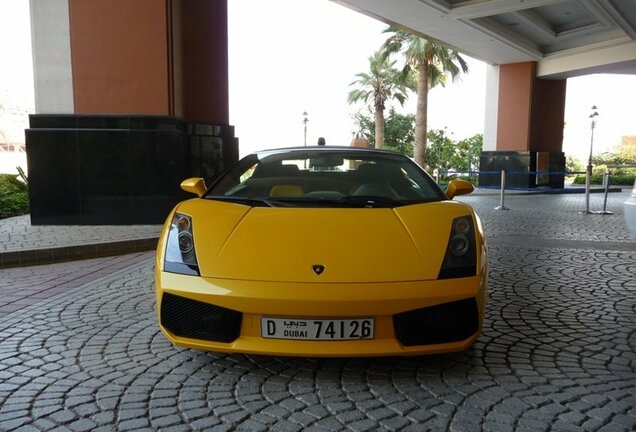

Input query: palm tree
[348,50,416,149]
[383,27,469,169]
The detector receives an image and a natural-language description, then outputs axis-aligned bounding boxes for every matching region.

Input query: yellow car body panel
[162,198,479,282]
[155,198,488,357]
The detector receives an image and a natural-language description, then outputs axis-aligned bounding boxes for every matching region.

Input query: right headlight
[164,213,200,276]
[438,215,476,279]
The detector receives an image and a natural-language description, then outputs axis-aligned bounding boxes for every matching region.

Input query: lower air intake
[393,298,479,346]
[161,293,242,343]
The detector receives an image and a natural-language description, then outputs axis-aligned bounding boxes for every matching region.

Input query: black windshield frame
[204,148,447,207]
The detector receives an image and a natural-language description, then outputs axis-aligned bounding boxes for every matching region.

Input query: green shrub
[572,173,636,185]
[0,174,30,219]
[579,152,636,185]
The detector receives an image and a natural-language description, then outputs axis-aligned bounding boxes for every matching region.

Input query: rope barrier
[438,170,587,176]
[437,169,618,214]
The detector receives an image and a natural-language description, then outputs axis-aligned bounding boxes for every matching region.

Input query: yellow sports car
[155,147,487,356]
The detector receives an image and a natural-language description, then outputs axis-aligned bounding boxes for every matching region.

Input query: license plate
[261,317,374,340]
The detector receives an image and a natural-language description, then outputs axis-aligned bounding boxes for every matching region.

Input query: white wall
[483,65,499,152]
[0,152,28,175]
[30,0,74,113]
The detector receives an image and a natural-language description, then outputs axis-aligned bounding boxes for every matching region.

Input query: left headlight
[438,215,476,279]
[164,213,200,275]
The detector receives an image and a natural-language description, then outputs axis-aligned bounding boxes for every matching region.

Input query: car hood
[178,199,478,283]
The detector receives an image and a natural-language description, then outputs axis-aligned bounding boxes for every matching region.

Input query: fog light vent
[393,298,479,346]
[161,293,242,343]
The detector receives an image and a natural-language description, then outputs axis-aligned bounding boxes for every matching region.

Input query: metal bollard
[494,170,510,210]
[595,171,613,215]
[579,163,594,214]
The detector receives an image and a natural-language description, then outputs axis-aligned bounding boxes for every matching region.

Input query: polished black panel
[189,123,238,185]
[479,151,565,189]
[77,129,132,224]
[128,130,191,224]
[26,115,238,225]
[25,129,81,224]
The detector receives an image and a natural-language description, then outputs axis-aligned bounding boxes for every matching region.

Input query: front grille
[393,298,479,346]
[160,293,242,343]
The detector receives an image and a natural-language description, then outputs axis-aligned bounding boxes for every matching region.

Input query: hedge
[0,174,29,219]
[571,173,636,185]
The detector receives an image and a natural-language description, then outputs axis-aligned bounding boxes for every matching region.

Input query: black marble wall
[26,115,238,225]
[479,151,565,189]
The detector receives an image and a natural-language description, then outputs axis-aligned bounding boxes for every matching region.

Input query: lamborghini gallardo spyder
[155,146,487,356]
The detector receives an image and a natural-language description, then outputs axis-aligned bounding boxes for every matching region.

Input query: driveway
[0,191,634,431]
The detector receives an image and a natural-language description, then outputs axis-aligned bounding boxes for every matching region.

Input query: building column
[480,62,567,189]
[27,0,237,224]
[482,65,499,153]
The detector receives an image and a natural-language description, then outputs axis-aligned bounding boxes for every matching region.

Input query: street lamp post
[302,111,308,147]
[581,106,599,214]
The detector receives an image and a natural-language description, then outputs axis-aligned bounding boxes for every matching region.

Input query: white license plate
[261,317,374,340]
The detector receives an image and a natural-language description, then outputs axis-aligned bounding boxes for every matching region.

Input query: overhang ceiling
[334,0,636,79]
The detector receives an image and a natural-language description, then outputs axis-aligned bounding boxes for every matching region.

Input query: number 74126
[261,318,375,340]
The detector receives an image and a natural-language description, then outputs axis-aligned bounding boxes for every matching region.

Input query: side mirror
[445,179,474,200]
[180,177,206,197]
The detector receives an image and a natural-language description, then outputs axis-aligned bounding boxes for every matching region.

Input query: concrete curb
[0,237,158,269]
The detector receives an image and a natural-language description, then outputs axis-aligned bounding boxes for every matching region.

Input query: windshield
[205,148,447,208]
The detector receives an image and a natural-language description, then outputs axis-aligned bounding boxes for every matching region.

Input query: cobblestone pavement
[458,191,633,244]
[0,216,161,268]
[0,193,634,431]
[0,253,151,317]
[0,216,162,253]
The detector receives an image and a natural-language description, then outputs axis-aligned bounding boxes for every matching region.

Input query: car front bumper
[155,269,487,357]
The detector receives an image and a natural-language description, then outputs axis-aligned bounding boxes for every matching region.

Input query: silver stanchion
[434,169,439,184]
[494,170,510,210]
[595,171,613,215]
[580,106,598,214]
[579,163,594,214]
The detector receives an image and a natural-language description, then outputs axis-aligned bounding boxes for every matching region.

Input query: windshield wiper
[206,196,274,207]
[207,195,434,208]
[336,195,407,208]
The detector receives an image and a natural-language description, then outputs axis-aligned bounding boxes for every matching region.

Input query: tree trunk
[414,61,429,169]
[374,103,385,149]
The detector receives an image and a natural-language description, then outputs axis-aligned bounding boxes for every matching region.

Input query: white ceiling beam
[556,23,604,39]
[512,10,556,39]
[537,38,636,77]
[417,0,452,14]
[597,0,636,38]
[332,0,636,71]
[578,0,616,29]
[332,0,542,64]
[449,0,566,20]
[464,17,544,60]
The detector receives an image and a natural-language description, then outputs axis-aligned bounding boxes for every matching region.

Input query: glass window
[206,149,446,208]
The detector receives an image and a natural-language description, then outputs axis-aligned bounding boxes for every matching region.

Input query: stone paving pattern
[0,253,151,318]
[0,191,634,431]
[0,216,162,253]
[0,217,161,268]
[459,192,633,243]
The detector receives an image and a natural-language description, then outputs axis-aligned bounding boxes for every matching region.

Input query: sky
[0,0,34,142]
[562,74,636,161]
[227,0,487,156]
[1,0,635,165]
[227,0,636,160]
